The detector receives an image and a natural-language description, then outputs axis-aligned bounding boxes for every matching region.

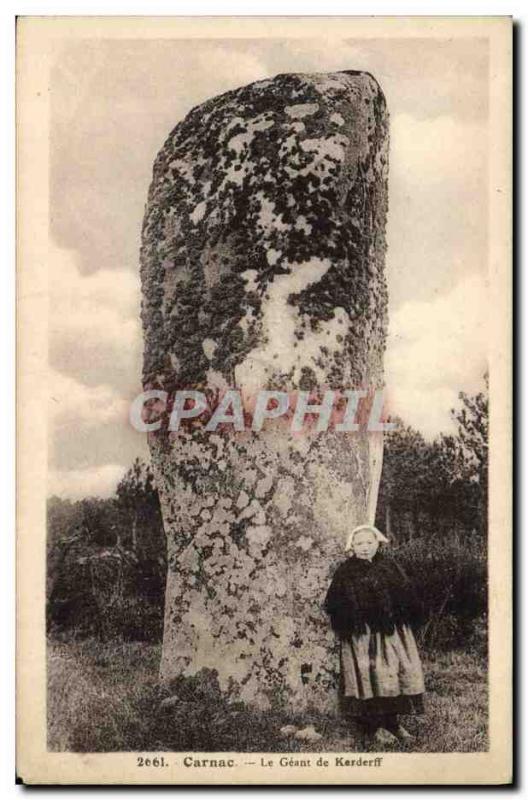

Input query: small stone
[159,695,180,711]
[279,724,298,736]
[294,725,323,742]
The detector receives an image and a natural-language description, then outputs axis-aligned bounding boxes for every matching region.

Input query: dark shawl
[324,552,425,637]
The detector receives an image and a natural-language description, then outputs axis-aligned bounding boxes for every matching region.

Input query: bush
[423,613,488,656]
[393,534,487,652]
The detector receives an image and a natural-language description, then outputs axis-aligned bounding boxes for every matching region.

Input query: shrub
[393,534,487,652]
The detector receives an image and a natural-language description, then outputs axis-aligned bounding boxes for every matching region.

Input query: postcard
[16,15,512,785]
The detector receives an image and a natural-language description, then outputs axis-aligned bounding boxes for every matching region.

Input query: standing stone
[140,71,389,710]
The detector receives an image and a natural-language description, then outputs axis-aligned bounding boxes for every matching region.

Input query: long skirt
[340,623,425,718]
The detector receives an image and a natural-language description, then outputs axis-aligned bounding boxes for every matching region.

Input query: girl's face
[351,531,379,561]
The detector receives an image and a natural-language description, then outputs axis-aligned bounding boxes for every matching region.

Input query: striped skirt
[340,623,425,716]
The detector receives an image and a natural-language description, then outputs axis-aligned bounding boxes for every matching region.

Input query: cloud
[49,245,143,393]
[49,369,129,430]
[390,113,487,187]
[385,273,489,438]
[48,464,129,500]
[189,45,271,100]
[387,113,488,310]
[48,246,149,482]
[241,37,488,122]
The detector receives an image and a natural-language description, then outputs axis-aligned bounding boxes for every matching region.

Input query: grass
[47,638,488,754]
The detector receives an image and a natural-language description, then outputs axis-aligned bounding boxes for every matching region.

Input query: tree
[116,458,164,557]
[449,376,489,534]
[376,376,489,543]
[115,459,166,611]
[376,418,435,541]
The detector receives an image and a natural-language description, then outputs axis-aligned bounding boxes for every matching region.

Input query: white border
[5,3,522,797]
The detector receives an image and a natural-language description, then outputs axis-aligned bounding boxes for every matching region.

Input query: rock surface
[140,70,389,710]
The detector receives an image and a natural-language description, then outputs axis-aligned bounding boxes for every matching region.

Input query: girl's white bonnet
[345,524,389,552]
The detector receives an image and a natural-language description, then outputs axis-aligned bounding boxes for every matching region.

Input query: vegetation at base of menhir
[47,382,488,652]
[48,640,487,753]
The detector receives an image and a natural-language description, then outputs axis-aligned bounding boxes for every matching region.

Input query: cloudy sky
[49,36,489,499]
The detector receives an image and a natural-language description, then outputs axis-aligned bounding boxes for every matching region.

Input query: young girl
[325,525,426,746]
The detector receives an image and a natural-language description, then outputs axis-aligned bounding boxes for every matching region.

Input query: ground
[47,639,488,753]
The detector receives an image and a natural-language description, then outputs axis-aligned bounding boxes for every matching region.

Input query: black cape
[324,552,425,637]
